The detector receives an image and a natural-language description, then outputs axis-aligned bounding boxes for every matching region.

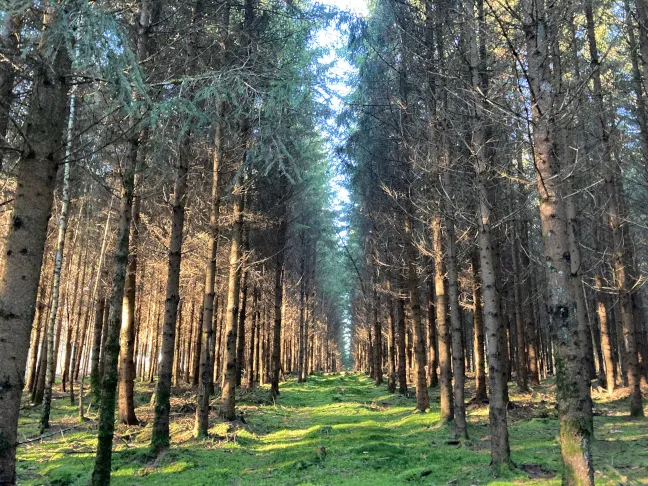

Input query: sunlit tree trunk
[221,177,245,420]
[271,220,288,399]
[521,0,594,480]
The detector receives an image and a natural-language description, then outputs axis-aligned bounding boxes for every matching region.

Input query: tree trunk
[426,279,438,388]
[221,178,244,420]
[90,297,106,405]
[236,228,249,387]
[445,205,466,437]
[90,142,137,485]
[151,129,191,451]
[521,0,595,480]
[404,215,429,412]
[0,9,71,479]
[118,190,141,426]
[432,215,452,419]
[471,254,487,402]
[40,83,77,433]
[396,286,408,394]
[271,221,287,399]
[194,110,223,438]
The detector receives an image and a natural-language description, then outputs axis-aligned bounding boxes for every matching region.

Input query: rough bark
[151,127,191,451]
[0,10,71,480]
[466,0,510,469]
[521,0,595,480]
[90,142,137,485]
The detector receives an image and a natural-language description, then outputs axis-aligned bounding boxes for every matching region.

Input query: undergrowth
[15,374,648,485]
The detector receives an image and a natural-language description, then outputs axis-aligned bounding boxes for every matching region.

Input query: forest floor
[15,373,648,485]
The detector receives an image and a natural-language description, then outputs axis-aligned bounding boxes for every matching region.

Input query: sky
[312,0,368,212]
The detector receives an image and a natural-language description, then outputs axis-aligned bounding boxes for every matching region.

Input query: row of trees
[0,0,350,484]
[344,0,647,483]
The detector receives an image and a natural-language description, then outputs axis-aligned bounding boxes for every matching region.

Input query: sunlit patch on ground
[15,374,648,485]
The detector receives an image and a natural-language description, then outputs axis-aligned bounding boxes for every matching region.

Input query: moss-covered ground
[15,374,648,485]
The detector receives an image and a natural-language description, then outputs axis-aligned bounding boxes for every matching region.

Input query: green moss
[13,374,648,485]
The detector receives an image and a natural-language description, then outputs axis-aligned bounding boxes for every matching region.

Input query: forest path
[16,374,648,485]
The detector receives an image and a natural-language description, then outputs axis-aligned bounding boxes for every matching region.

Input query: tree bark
[151,127,191,451]
[91,142,137,485]
[221,177,245,420]
[0,9,71,480]
[521,0,595,480]
[404,215,429,412]
[432,215,452,419]
[194,109,223,438]
[471,254,487,401]
[271,220,287,399]
[118,190,141,426]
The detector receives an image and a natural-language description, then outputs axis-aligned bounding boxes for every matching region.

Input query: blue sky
[313,0,368,212]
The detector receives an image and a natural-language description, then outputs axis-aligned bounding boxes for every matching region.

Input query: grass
[15,374,648,485]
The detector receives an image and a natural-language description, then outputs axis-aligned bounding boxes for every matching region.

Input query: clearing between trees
[16,374,648,485]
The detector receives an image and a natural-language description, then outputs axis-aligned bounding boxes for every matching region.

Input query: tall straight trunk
[386,279,397,393]
[33,329,48,405]
[271,221,287,399]
[173,302,183,386]
[27,298,46,393]
[298,238,306,383]
[465,0,510,469]
[426,279,438,388]
[236,228,249,387]
[471,255,487,401]
[41,84,77,433]
[62,241,87,393]
[585,0,642,416]
[432,216,452,419]
[118,192,141,426]
[92,0,159,478]
[151,128,191,451]
[442,169,466,436]
[521,0,594,481]
[185,299,195,383]
[396,286,408,394]
[404,214,429,412]
[221,179,244,420]
[90,297,106,405]
[512,219,529,392]
[595,277,615,391]
[372,273,383,386]
[195,109,223,438]
[91,143,137,485]
[520,219,540,386]
[247,285,259,387]
[0,9,71,479]
[192,304,202,386]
